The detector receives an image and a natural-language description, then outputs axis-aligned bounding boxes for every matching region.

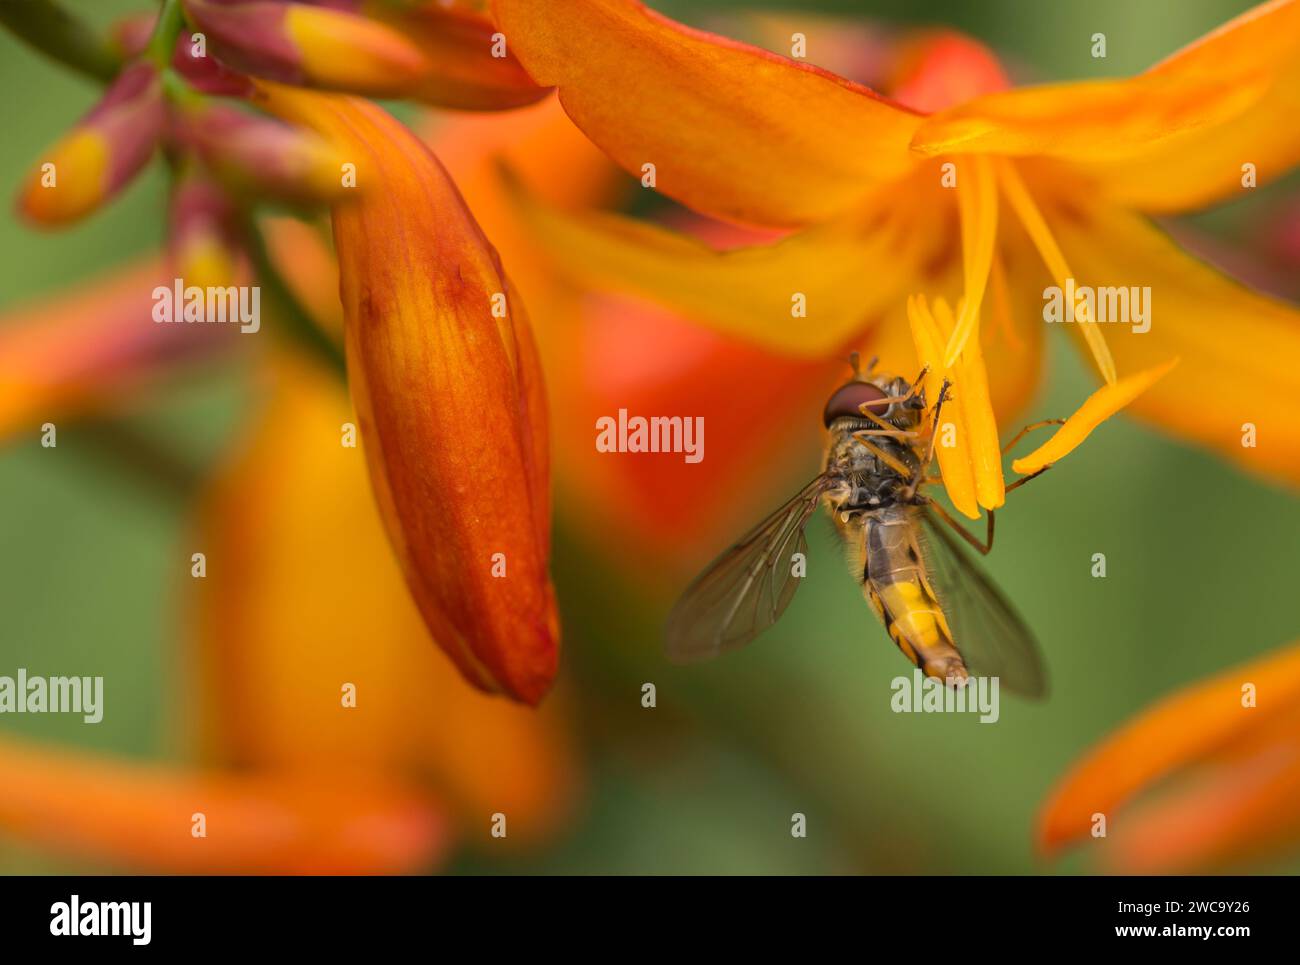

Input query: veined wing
[916,507,1048,697]
[665,475,834,664]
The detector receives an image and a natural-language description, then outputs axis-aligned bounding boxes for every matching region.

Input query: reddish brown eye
[823,382,889,427]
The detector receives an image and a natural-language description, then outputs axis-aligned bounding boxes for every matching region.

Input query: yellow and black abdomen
[859,505,969,684]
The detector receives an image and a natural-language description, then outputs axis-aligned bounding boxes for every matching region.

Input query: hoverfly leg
[924,498,995,556]
[1006,465,1051,494]
[903,379,952,500]
[1000,418,1066,456]
[854,437,913,479]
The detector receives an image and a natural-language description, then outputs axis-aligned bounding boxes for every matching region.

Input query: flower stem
[0,0,120,82]
[244,219,348,378]
[145,0,185,69]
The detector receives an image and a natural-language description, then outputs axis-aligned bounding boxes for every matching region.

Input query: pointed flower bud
[173,103,349,205]
[255,82,559,704]
[181,0,431,97]
[167,167,246,293]
[18,62,164,226]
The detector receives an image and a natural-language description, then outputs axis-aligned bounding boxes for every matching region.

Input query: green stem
[0,0,120,82]
[78,417,204,503]
[145,0,184,68]
[244,218,348,378]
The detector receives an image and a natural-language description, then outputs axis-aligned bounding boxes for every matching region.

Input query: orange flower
[254,85,560,705]
[495,0,1300,491]
[1039,639,1300,873]
[0,359,578,872]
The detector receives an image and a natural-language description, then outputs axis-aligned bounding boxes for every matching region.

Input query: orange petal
[190,357,580,845]
[909,0,1295,166]
[492,0,922,227]
[1068,0,1300,213]
[505,175,922,356]
[1102,734,1300,874]
[0,734,449,874]
[1048,200,1300,486]
[252,83,559,705]
[1011,358,1179,475]
[1037,638,1300,856]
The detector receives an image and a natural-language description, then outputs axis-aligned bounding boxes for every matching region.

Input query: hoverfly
[665,356,1048,697]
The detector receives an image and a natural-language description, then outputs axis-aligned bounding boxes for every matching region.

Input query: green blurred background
[1,0,1298,874]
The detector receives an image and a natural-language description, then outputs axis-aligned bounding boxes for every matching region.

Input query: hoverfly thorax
[822,374,927,515]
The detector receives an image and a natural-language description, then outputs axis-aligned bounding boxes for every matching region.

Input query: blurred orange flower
[0,358,578,873]
[1039,639,1300,873]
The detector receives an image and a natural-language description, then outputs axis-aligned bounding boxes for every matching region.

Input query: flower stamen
[943,153,997,368]
[995,157,1118,386]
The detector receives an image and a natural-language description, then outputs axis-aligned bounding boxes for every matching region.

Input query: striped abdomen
[859,506,969,684]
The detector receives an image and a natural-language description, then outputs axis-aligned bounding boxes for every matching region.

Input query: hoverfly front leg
[1001,418,1066,494]
[1001,419,1066,455]
[850,366,933,442]
[902,378,952,501]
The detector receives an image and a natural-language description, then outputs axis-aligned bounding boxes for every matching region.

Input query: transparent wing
[916,508,1048,697]
[665,475,832,664]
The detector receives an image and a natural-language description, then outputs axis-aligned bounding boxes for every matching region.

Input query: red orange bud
[256,83,558,704]
[18,63,164,226]
[167,167,246,293]
[182,0,431,97]
[173,103,348,205]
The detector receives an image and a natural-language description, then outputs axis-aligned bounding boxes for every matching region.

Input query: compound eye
[823,382,889,427]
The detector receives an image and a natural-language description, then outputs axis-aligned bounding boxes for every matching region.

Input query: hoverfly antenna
[865,354,880,374]
[847,351,861,377]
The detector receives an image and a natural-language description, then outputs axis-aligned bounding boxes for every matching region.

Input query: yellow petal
[907,295,979,519]
[1012,358,1178,474]
[492,0,922,227]
[1050,200,1300,486]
